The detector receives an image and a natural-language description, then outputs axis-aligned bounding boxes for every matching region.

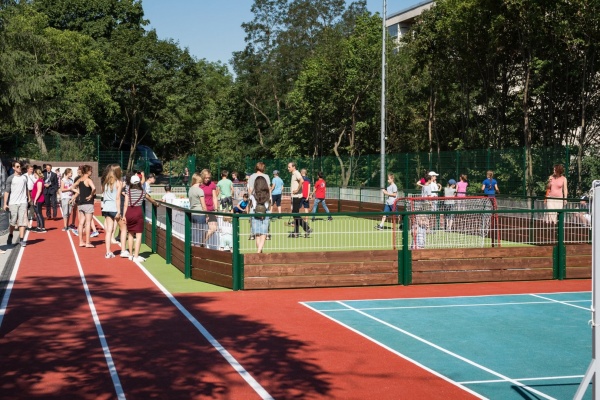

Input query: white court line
[312,299,590,313]
[66,229,126,399]
[336,301,557,400]
[529,294,590,311]
[305,291,590,304]
[459,375,583,384]
[299,302,486,400]
[0,229,30,327]
[132,259,274,400]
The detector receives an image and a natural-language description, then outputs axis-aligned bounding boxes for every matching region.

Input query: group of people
[2,160,160,262]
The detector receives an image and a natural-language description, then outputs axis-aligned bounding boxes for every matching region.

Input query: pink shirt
[548,176,567,198]
[456,181,468,197]
[200,181,217,211]
[31,178,45,203]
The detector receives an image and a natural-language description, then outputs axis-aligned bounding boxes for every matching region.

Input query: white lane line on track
[66,228,126,400]
[0,229,30,327]
[336,300,557,400]
[133,259,274,400]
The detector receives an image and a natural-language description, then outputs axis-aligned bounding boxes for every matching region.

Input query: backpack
[253,176,269,217]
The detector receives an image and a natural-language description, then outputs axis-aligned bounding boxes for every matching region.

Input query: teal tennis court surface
[303,292,593,399]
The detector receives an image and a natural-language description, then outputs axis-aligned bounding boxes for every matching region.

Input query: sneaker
[20,240,26,247]
[105,252,115,259]
[128,256,133,261]
[375,225,384,230]
[327,218,333,222]
[266,234,272,240]
[120,250,131,258]
[68,224,76,229]
[249,235,255,240]
[38,228,47,233]
[132,256,145,262]
[288,233,299,238]
[90,231,99,238]
[72,229,79,236]
[7,233,12,245]
[62,227,69,231]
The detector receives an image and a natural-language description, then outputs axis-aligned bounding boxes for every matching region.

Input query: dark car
[135,145,163,175]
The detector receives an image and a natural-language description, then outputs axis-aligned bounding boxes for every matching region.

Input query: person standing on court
[248,162,271,240]
[545,164,568,224]
[4,161,31,247]
[288,162,311,238]
[376,173,398,230]
[270,170,284,217]
[216,170,234,211]
[481,170,500,197]
[310,171,333,221]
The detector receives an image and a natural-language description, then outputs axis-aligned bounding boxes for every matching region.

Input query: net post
[557,210,566,280]
[232,214,244,290]
[401,213,411,285]
[165,205,172,264]
[151,201,157,253]
[184,210,192,279]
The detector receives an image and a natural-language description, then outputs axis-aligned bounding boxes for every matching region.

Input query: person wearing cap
[123,173,160,262]
[271,170,284,216]
[216,169,233,211]
[428,171,442,195]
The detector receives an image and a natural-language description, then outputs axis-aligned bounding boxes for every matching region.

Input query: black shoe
[311,218,316,222]
[288,233,299,238]
[249,235,255,240]
[38,228,47,233]
[266,234,271,240]
[7,233,13,245]
[327,217,333,222]
[375,225,383,230]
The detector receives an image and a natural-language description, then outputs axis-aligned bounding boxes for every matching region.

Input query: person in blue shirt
[270,170,284,217]
[481,170,500,197]
[233,193,249,214]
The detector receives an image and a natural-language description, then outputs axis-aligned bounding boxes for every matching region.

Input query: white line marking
[312,299,591,313]
[304,291,590,304]
[133,259,274,400]
[459,375,584,384]
[0,229,30,327]
[529,294,590,311]
[299,302,486,399]
[66,230,126,400]
[336,301,557,400]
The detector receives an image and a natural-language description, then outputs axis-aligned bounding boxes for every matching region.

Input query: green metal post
[165,206,172,264]
[405,154,409,191]
[232,215,243,290]
[557,211,566,280]
[151,202,157,253]
[523,148,528,197]
[456,150,460,182]
[184,211,192,279]
[402,213,411,285]
[141,201,146,243]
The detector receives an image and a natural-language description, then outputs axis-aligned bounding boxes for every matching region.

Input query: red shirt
[200,181,217,211]
[31,178,45,203]
[302,178,310,198]
[315,178,326,199]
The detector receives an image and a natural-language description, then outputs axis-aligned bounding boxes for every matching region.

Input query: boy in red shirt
[300,169,311,220]
[310,171,333,221]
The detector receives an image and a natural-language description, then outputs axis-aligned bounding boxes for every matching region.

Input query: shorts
[301,198,310,209]
[9,203,28,227]
[233,206,246,214]
[207,214,217,223]
[251,216,270,235]
[78,204,94,214]
[61,198,72,218]
[220,233,233,250]
[383,204,394,213]
[102,211,118,219]
[219,197,233,210]
[272,194,282,206]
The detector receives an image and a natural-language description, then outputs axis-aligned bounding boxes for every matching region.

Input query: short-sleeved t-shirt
[271,176,284,195]
[421,183,432,197]
[314,178,326,199]
[217,178,233,199]
[188,185,205,211]
[456,181,468,196]
[302,177,310,198]
[248,173,271,194]
[6,174,29,205]
[200,181,218,211]
[61,178,74,199]
[482,178,497,195]
[290,170,303,198]
[386,183,398,205]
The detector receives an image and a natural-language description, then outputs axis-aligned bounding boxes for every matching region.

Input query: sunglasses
[14,165,21,168]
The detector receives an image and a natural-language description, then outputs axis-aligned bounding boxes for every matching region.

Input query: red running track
[0,207,591,399]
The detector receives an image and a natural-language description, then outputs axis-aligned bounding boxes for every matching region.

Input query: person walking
[288,162,311,238]
[123,174,159,262]
[376,173,398,230]
[250,176,271,253]
[310,171,333,221]
[4,161,31,247]
[216,169,234,211]
[101,164,123,259]
[73,165,96,248]
[270,170,284,216]
[43,163,59,219]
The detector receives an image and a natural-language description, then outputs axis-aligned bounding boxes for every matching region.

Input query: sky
[142,0,416,69]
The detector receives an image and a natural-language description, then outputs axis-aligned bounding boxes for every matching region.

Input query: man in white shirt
[4,161,31,246]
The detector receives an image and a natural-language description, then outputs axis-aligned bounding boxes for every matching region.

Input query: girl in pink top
[200,169,218,246]
[546,164,567,224]
[456,174,468,197]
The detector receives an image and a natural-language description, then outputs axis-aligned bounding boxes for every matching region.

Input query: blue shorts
[383,204,394,213]
[251,217,270,235]
[301,198,310,208]
[272,194,282,206]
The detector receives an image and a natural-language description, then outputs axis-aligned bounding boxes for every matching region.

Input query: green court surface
[303,292,593,399]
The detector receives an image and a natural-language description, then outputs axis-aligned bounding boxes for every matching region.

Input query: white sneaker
[105,252,115,259]
[120,250,131,258]
[90,231,99,238]
[132,256,146,262]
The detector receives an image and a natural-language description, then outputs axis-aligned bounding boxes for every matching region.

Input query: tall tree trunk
[34,122,48,155]
[428,85,435,153]
[523,60,534,196]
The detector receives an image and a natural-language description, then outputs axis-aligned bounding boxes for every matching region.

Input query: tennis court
[303,292,592,399]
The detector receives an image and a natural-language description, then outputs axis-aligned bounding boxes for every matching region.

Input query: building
[386,0,435,43]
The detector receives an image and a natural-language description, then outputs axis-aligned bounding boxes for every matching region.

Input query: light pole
[380,0,387,191]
